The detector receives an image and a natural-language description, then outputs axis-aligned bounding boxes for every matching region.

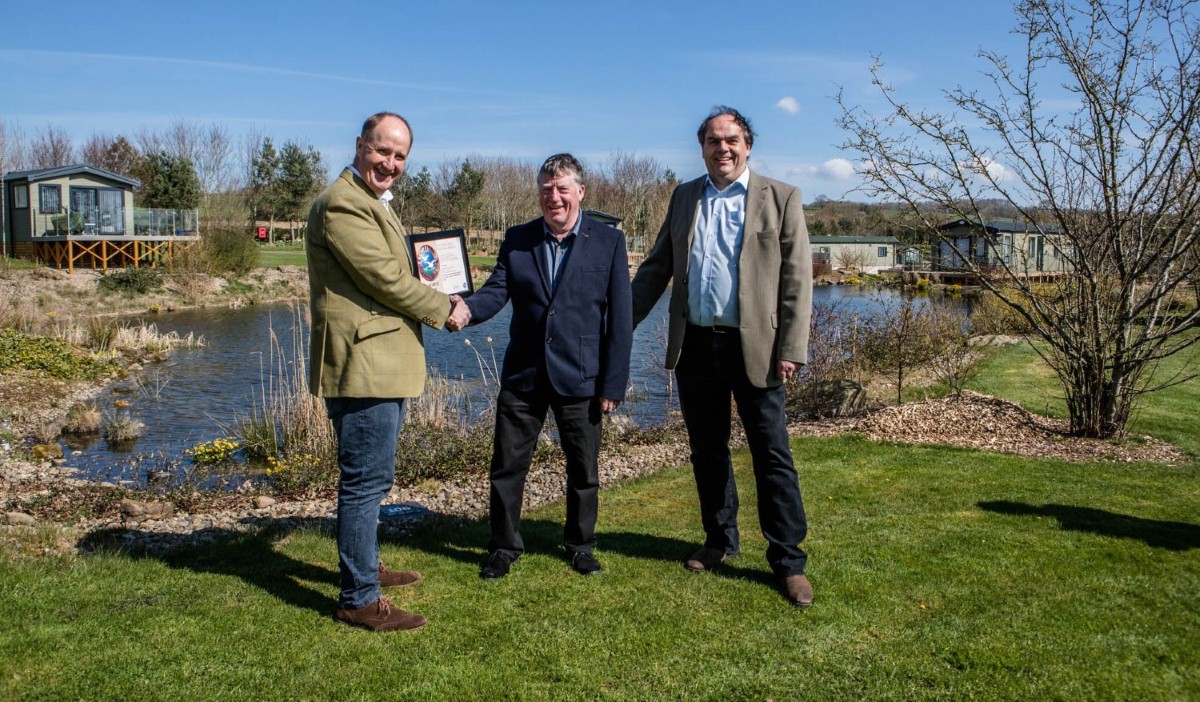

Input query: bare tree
[80,133,143,180]
[474,155,538,235]
[838,0,1200,437]
[834,248,871,272]
[590,151,675,252]
[29,126,75,168]
[1,120,28,173]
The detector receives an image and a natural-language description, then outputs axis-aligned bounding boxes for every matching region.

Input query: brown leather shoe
[335,596,427,632]
[685,547,730,573]
[378,563,422,588]
[781,574,814,607]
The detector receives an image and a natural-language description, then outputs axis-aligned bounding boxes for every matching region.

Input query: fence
[134,208,199,236]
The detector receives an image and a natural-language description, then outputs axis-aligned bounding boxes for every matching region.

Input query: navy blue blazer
[466,214,632,401]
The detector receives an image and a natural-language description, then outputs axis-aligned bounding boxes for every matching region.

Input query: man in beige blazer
[307,111,467,631]
[631,106,815,606]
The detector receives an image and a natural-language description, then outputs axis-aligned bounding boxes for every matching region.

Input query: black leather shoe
[569,551,602,576]
[480,551,516,580]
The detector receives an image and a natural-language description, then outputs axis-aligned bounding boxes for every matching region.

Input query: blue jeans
[326,397,406,609]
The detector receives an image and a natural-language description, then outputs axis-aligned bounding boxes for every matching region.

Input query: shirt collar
[348,165,394,204]
[705,167,750,196]
[543,212,583,241]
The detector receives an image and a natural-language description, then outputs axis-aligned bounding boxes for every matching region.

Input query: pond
[61,285,965,486]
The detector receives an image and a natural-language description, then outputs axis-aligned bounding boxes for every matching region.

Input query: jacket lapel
[531,221,553,298]
[679,177,708,278]
[744,170,768,239]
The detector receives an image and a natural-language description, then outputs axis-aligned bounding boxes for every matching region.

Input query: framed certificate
[409,229,474,296]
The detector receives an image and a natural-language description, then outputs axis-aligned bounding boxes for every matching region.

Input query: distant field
[256,243,307,268]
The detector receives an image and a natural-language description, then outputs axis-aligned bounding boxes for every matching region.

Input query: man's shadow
[978,500,1200,551]
[400,516,779,587]
[78,517,340,618]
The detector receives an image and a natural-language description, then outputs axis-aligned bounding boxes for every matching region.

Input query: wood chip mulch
[789,390,1191,465]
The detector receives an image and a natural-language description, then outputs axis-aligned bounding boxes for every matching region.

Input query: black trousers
[488,385,602,558]
[675,324,808,576]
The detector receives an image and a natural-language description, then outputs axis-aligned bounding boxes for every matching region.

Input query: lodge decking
[21,234,200,274]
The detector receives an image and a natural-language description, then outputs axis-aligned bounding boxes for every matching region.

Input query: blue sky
[2,1,1028,201]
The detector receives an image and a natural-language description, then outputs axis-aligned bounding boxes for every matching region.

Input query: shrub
[971,287,1035,335]
[264,452,335,496]
[787,302,876,418]
[98,268,165,295]
[64,403,102,434]
[85,317,121,351]
[202,228,259,276]
[103,412,144,444]
[0,329,118,380]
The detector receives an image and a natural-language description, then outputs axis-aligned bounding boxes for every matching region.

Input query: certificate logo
[417,245,440,282]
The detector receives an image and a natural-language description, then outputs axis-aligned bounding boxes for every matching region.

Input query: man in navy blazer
[459,153,632,579]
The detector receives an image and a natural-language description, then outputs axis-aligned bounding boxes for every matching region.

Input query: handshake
[446,294,471,332]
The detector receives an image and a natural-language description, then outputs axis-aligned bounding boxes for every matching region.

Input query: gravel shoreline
[2,433,697,555]
[5,388,1190,557]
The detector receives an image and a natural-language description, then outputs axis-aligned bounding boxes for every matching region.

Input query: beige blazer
[307,168,451,398]
[631,170,813,389]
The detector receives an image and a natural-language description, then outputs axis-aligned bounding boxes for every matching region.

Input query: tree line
[1,120,694,253]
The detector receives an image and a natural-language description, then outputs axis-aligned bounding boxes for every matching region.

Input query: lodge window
[39,184,61,213]
[13,184,28,209]
[69,186,126,235]
[877,246,888,258]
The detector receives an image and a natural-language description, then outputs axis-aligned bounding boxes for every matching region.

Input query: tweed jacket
[466,214,633,401]
[630,170,813,389]
[306,168,451,398]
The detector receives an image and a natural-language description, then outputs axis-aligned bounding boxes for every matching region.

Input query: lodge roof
[2,163,140,189]
[810,235,901,245]
[938,219,1060,234]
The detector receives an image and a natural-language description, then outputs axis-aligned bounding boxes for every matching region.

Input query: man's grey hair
[696,105,756,149]
[538,153,586,187]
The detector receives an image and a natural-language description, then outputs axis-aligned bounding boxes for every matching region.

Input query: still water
[62,285,947,484]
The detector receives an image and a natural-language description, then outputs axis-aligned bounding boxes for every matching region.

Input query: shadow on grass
[78,519,340,618]
[400,516,781,588]
[978,500,1200,551]
[71,509,787,615]
[400,516,702,567]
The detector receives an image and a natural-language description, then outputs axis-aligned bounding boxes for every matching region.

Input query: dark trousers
[488,386,602,558]
[675,325,808,576]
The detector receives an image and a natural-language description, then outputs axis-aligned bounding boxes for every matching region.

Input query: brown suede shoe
[781,574,814,607]
[378,563,422,589]
[684,547,730,573]
[335,596,427,632]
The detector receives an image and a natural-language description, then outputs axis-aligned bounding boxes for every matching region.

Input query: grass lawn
[256,242,307,268]
[2,340,1197,700]
[3,439,1197,699]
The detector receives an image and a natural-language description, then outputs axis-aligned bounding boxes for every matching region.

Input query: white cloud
[959,157,1016,183]
[818,158,855,180]
[775,96,801,115]
[787,158,856,181]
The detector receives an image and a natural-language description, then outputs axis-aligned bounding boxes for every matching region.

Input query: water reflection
[63,285,964,485]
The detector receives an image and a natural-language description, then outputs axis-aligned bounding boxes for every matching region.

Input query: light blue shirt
[543,214,582,293]
[687,169,750,327]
